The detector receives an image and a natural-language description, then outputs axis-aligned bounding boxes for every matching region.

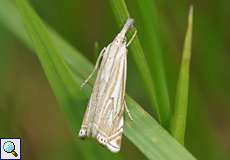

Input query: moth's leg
[126,30,137,47]
[81,47,106,88]
[124,101,133,121]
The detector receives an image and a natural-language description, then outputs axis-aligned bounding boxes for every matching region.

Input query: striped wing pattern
[79,42,127,152]
[79,18,134,153]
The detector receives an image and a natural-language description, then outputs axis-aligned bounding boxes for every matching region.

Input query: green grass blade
[132,0,172,128]
[0,0,93,80]
[15,0,121,159]
[170,6,193,144]
[109,0,164,126]
[1,1,196,159]
[125,96,196,160]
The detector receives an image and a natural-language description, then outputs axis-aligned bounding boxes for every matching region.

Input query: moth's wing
[78,70,101,138]
[95,45,127,152]
[106,46,127,153]
[79,46,109,138]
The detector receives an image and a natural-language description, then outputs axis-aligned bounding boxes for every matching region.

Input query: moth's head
[123,18,135,30]
[113,18,135,45]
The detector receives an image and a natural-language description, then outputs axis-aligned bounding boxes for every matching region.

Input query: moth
[79,18,136,153]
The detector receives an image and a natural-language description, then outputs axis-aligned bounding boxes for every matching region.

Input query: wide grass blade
[109,0,164,126]
[170,6,193,144]
[1,0,196,159]
[15,0,121,159]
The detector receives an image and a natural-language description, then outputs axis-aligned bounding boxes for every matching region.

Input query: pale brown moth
[79,18,136,153]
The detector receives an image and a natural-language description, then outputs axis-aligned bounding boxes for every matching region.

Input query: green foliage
[131,0,172,127]
[1,0,229,160]
[171,6,193,144]
[0,0,196,159]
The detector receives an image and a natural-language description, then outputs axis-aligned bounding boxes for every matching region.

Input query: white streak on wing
[78,45,111,137]
[96,44,126,126]
[112,45,127,115]
[91,44,119,125]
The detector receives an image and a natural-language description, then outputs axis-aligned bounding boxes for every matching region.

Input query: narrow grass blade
[109,0,164,126]
[170,6,194,144]
[1,1,196,159]
[132,0,172,128]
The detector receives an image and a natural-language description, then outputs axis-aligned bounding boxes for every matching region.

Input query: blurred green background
[0,0,230,159]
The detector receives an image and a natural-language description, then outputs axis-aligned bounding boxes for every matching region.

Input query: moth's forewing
[79,18,134,153]
[105,45,127,152]
[92,43,127,152]
[78,46,110,138]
